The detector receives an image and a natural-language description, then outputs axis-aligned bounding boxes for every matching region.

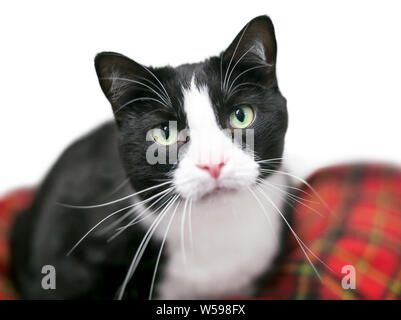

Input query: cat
[10,15,290,299]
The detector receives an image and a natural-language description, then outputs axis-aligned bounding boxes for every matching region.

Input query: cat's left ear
[222,15,277,67]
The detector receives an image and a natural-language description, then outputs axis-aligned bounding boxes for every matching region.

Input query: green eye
[229,106,254,129]
[152,124,178,145]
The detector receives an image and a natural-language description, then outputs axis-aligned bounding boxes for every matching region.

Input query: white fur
[156,173,286,299]
[174,80,259,200]
[139,80,287,299]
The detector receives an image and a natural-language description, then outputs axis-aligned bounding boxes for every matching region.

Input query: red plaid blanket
[260,163,401,299]
[1,164,400,299]
[0,189,33,299]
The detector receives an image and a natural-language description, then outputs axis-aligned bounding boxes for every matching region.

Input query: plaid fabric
[0,189,33,299]
[259,163,401,299]
[0,164,400,300]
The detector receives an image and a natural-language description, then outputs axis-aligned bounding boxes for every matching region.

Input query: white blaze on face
[173,77,259,200]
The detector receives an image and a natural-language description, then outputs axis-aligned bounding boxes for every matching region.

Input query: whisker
[270,182,313,198]
[259,178,319,205]
[102,77,170,107]
[225,81,268,101]
[227,64,271,95]
[220,52,223,91]
[66,187,174,255]
[256,157,285,164]
[255,186,320,278]
[58,181,172,209]
[224,45,255,94]
[66,205,132,256]
[149,199,181,300]
[180,198,189,266]
[115,97,168,114]
[258,178,323,217]
[102,178,131,199]
[255,186,333,277]
[112,192,173,233]
[103,187,174,237]
[246,186,278,244]
[108,192,175,242]
[136,65,172,105]
[117,194,179,300]
[222,22,250,91]
[188,199,194,255]
[260,169,331,214]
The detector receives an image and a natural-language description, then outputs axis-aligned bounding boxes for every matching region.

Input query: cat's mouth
[197,184,238,201]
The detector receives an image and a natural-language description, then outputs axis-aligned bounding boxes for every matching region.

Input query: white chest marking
[156,173,287,299]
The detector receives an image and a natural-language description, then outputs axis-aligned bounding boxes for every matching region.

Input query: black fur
[11,15,288,299]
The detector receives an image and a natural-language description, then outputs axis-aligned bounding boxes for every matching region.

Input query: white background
[1,0,400,196]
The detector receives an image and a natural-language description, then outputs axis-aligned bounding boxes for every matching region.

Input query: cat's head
[95,15,287,203]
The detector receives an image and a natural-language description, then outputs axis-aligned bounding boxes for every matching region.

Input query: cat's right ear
[94,52,149,112]
[222,15,277,69]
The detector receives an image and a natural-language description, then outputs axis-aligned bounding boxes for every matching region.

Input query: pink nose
[196,162,225,179]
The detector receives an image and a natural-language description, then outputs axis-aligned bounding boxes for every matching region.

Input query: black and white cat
[11,15,289,299]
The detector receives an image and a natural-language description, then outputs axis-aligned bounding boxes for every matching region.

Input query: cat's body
[11,15,290,299]
[11,122,157,299]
